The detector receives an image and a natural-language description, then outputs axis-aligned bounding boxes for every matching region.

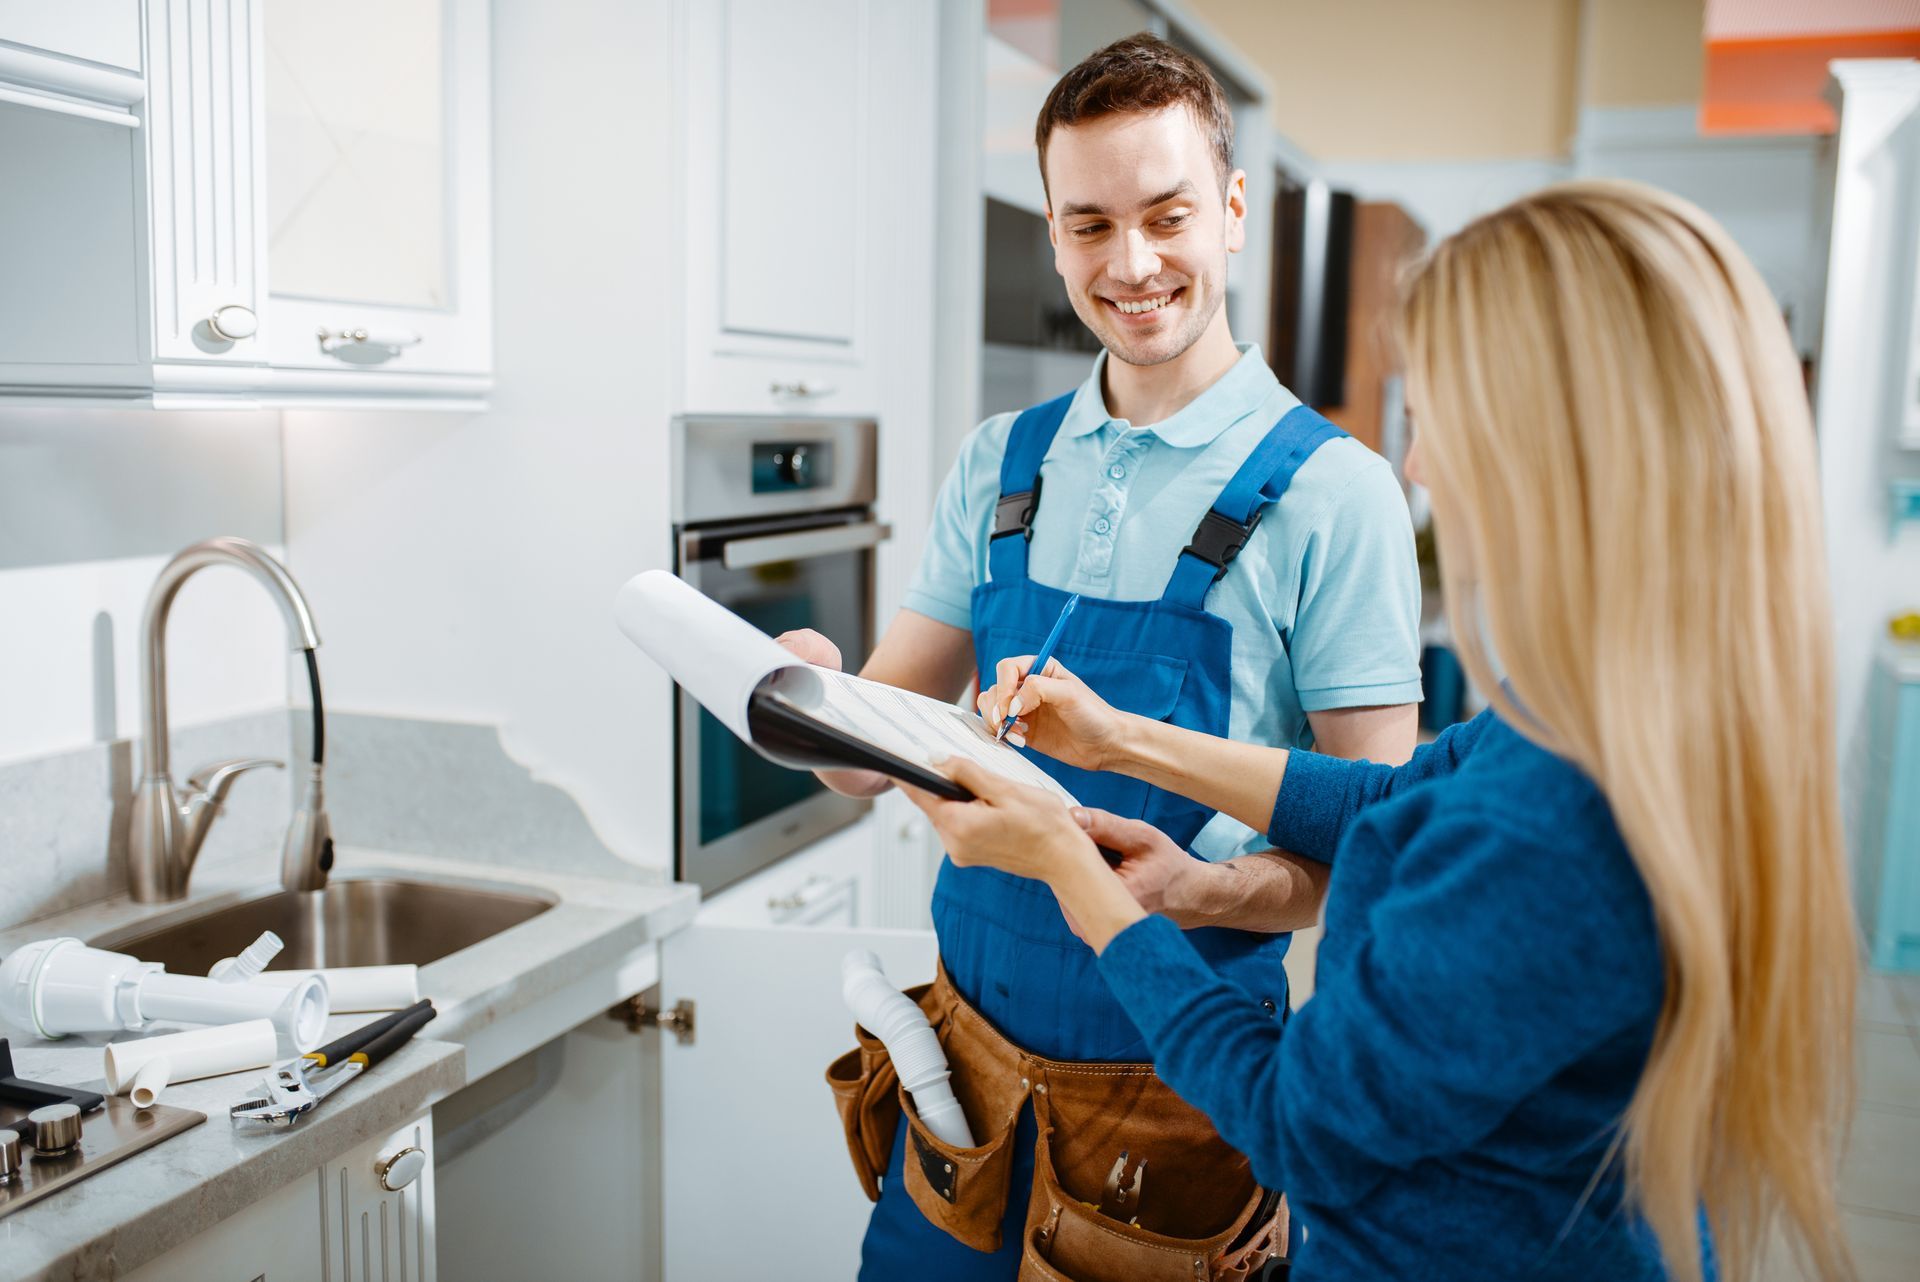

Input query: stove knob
[28,1102,83,1155]
[0,1128,20,1182]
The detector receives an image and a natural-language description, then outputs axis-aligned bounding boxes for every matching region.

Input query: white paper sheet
[614,570,1078,803]
[774,668,1078,803]
[614,570,802,742]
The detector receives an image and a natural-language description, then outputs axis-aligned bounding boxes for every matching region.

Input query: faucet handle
[185,757,285,809]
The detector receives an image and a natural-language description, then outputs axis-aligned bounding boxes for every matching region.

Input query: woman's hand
[900,758,1147,952]
[901,758,1098,883]
[978,655,1128,771]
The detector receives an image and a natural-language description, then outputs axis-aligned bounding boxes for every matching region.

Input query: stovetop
[1,1041,206,1221]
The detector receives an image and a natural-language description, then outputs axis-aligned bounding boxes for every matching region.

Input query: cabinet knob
[376,1145,427,1192]
[207,304,258,342]
[769,380,837,400]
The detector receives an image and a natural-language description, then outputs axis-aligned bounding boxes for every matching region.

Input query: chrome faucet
[129,536,334,902]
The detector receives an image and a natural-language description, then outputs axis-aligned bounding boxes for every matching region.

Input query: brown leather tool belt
[827,966,1287,1281]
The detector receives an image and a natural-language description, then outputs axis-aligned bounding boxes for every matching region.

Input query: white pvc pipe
[0,938,328,1052]
[841,951,974,1149]
[135,971,329,1053]
[103,1019,279,1107]
[235,965,419,1013]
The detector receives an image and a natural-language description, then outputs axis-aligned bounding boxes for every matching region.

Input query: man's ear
[1223,168,1248,254]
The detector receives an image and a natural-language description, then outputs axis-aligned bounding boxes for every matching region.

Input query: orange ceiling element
[1701,0,1920,134]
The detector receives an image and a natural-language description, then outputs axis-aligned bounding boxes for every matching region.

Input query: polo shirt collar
[1059,343,1277,448]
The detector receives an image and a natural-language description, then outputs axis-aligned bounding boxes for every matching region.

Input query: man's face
[1045,107,1246,369]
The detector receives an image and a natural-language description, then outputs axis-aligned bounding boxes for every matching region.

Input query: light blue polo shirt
[903,343,1423,858]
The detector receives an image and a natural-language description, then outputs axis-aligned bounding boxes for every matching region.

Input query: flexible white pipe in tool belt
[841,950,975,1149]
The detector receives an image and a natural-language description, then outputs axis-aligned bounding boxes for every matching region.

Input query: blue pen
[995,593,1080,744]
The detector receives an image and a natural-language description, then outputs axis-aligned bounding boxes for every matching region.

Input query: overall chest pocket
[979,628,1189,822]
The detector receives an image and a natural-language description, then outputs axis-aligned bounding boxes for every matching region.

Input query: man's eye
[1158,214,1190,230]
[1071,224,1107,239]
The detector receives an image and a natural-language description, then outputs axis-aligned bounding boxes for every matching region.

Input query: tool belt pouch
[893,987,1029,1253]
[1018,1069,1287,1282]
[825,982,929,1203]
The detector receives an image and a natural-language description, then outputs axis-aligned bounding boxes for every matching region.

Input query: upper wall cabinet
[675,0,883,416]
[259,0,491,399]
[0,0,491,409]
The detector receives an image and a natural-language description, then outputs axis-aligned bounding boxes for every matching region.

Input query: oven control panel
[753,440,834,493]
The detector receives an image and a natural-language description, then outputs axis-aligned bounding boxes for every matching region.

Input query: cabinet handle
[375,1145,428,1192]
[318,326,423,356]
[207,305,258,342]
[769,380,838,399]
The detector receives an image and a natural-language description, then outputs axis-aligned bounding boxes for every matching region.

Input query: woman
[903,181,1857,1282]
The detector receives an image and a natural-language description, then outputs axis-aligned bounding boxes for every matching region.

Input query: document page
[771,669,1079,805]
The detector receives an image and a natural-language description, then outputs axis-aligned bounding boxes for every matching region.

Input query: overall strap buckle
[992,475,1045,542]
[1181,507,1263,582]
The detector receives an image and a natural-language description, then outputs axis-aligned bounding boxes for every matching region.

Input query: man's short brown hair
[1034,33,1235,200]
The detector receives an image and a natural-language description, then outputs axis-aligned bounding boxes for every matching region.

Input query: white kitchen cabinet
[0,0,491,408]
[126,1112,437,1282]
[675,0,921,416]
[653,814,938,1279]
[260,0,493,399]
[143,0,272,380]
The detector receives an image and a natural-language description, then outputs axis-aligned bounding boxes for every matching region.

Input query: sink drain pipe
[0,937,329,1052]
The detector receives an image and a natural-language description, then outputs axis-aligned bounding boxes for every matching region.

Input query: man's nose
[1110,228,1161,285]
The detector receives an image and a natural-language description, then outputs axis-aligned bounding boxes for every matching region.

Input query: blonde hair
[1397,180,1856,1281]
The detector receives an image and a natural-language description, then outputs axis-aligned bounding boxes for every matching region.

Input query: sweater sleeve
[1266,709,1492,859]
[1098,803,1659,1203]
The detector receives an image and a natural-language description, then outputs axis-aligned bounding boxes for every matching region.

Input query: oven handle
[719,520,892,570]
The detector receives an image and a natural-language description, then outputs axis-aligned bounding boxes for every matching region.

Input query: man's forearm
[1165,849,1329,933]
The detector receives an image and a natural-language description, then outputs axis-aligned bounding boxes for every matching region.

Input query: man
[784,33,1421,1280]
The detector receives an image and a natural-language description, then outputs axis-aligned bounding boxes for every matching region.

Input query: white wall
[1812,62,1920,849]
[1315,156,1571,241]
[1573,106,1830,353]
[281,0,681,868]
[0,410,289,765]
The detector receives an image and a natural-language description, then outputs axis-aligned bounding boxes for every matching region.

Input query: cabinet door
[677,0,879,415]
[144,0,273,371]
[317,1113,439,1282]
[260,0,491,383]
[657,919,937,1279]
[124,1166,323,1282]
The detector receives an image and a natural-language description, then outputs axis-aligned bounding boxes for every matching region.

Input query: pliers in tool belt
[231,999,437,1126]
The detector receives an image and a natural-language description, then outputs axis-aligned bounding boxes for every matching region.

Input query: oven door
[674,511,887,896]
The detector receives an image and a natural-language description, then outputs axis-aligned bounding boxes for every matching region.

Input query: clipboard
[748,689,975,801]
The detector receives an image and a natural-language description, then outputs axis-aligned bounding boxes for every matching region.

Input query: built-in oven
[672,415,886,897]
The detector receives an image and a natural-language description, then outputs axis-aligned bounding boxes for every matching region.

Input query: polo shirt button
[1108,464,1126,479]
[1094,517,1111,535]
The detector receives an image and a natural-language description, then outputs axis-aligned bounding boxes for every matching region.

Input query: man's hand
[1073,808,1207,926]
[773,628,893,797]
[773,628,844,671]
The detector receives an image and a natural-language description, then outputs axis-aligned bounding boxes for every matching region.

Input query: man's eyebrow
[1057,182,1196,219]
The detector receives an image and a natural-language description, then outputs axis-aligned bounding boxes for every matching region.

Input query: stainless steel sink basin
[89,877,558,973]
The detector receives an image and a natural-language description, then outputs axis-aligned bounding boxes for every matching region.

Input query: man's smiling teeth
[1114,292,1174,314]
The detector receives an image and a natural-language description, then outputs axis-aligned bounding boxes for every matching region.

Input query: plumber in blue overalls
[776,35,1425,1281]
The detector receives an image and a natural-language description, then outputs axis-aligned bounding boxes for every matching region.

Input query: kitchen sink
[89,877,559,973]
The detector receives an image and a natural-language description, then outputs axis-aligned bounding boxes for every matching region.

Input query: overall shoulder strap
[987,391,1075,584]
[1163,404,1349,610]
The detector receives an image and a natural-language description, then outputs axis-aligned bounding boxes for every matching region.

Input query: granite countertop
[0,846,700,1280]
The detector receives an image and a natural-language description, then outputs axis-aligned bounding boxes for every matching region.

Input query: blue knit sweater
[1098,710,1673,1280]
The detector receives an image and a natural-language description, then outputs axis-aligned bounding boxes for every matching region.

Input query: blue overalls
[860,392,1347,1280]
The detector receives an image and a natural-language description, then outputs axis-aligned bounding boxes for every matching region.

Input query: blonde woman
[902,181,1857,1282]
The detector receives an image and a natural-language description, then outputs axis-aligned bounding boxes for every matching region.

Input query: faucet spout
[130,537,331,903]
